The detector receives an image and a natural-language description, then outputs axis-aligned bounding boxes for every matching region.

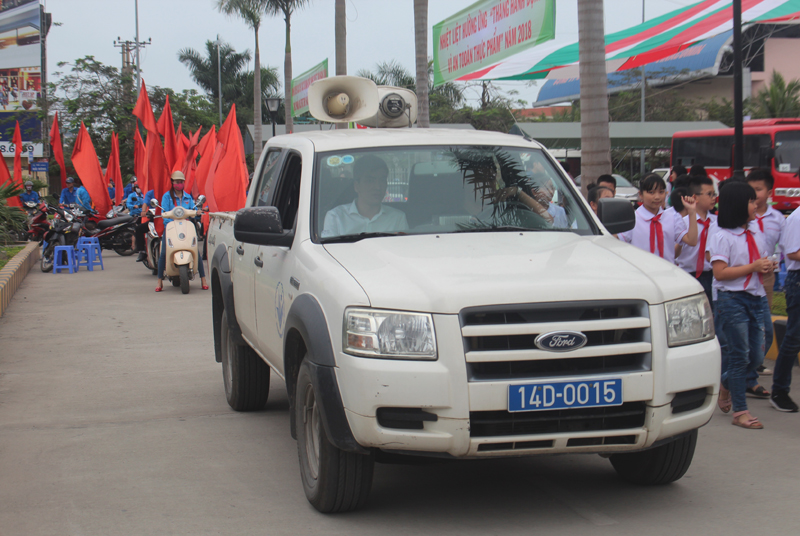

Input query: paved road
[2,253,800,535]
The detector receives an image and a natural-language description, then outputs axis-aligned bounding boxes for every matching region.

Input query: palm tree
[217,0,268,165]
[178,40,252,105]
[265,0,311,134]
[577,0,612,197]
[754,71,800,118]
[414,0,429,128]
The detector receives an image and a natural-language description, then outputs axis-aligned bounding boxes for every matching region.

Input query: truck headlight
[665,293,715,347]
[344,308,437,360]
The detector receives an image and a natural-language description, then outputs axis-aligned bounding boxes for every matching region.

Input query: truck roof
[266,128,546,152]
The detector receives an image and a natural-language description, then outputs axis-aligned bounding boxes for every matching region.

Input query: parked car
[573,174,639,204]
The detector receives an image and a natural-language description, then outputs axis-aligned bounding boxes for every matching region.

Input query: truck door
[231,148,283,343]
[254,150,303,374]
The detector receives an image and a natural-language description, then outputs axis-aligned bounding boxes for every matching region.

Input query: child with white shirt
[618,174,698,263]
[746,169,784,309]
[710,181,774,429]
[676,176,717,301]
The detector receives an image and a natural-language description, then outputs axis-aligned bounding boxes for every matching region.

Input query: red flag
[157,94,178,172]
[12,121,23,189]
[194,126,216,197]
[133,127,148,193]
[210,105,248,212]
[71,123,112,216]
[182,127,202,196]
[49,112,68,189]
[105,133,123,205]
[0,141,18,208]
[174,124,188,174]
[147,132,169,207]
[132,80,158,135]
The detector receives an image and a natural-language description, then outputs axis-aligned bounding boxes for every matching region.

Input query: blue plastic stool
[53,246,77,274]
[76,241,104,271]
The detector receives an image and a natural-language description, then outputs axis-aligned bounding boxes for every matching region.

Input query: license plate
[508,379,623,413]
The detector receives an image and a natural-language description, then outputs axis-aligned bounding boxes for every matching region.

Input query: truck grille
[460,301,651,381]
[470,402,647,437]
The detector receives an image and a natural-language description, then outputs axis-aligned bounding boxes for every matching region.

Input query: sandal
[155,286,163,292]
[732,410,764,429]
[718,385,732,413]
[746,385,771,399]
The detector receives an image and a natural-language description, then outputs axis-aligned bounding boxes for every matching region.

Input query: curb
[0,242,41,318]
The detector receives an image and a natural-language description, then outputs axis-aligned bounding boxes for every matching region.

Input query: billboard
[432,0,556,87]
[291,58,328,117]
[0,0,42,112]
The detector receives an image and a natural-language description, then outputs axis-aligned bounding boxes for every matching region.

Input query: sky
[43,0,700,108]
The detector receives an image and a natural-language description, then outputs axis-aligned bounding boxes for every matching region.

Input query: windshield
[775,131,800,173]
[314,146,596,242]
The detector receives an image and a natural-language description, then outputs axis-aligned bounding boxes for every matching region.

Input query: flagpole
[135,0,140,93]
[216,35,223,126]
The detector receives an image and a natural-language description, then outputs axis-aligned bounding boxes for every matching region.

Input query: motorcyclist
[19,180,40,204]
[155,171,208,292]
[59,177,78,206]
[123,176,137,199]
[128,185,150,262]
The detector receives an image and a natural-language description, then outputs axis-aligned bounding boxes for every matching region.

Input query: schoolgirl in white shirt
[618,174,698,264]
[709,181,774,429]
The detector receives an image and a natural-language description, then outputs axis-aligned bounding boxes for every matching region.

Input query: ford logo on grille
[535,331,588,352]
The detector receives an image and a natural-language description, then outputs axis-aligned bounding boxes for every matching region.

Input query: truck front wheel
[610,429,697,485]
[295,359,374,513]
[220,309,270,411]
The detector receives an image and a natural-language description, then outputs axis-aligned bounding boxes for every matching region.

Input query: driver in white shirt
[322,155,409,238]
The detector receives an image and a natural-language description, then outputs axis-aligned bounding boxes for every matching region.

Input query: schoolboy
[771,196,800,412]
[746,169,784,308]
[596,174,616,197]
[675,176,717,300]
[618,174,698,263]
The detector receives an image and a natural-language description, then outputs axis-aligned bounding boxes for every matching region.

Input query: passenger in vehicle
[322,155,408,237]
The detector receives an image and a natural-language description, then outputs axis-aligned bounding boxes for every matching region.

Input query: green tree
[0,182,25,245]
[752,70,800,118]
[265,0,311,134]
[216,0,268,165]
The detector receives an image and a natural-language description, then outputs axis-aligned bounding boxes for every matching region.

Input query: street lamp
[265,97,282,139]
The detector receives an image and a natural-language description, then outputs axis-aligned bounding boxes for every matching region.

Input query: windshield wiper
[321,232,403,244]
[453,226,541,233]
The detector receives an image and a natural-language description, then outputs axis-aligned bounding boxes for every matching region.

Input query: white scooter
[149,195,206,294]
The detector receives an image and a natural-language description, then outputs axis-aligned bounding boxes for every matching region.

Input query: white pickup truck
[207,82,719,514]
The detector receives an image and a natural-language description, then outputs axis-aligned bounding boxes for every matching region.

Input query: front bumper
[334,311,720,458]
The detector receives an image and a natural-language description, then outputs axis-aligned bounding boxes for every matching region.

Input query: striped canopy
[455,0,800,83]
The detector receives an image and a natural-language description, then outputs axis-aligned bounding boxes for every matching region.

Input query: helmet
[24,180,33,187]
[66,177,74,184]
[170,171,186,182]
[131,176,137,182]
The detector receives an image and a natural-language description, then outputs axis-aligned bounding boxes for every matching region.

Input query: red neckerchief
[649,212,664,258]
[756,213,765,233]
[696,217,711,277]
[744,229,764,289]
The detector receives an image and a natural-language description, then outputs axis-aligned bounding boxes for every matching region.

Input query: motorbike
[23,201,51,243]
[40,206,82,273]
[149,195,206,294]
[142,208,161,276]
[76,208,137,256]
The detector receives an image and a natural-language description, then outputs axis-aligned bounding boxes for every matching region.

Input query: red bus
[672,118,800,211]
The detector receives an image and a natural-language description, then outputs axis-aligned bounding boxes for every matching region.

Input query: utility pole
[640,0,646,177]
[135,0,141,91]
[733,0,745,179]
[115,35,150,87]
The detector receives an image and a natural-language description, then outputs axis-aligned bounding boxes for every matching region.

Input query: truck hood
[323,232,703,314]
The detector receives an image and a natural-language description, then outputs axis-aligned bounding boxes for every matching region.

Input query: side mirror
[597,198,636,234]
[149,198,158,208]
[196,194,206,206]
[233,206,294,247]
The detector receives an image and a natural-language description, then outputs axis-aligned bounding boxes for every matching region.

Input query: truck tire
[180,265,190,294]
[295,359,374,513]
[610,429,697,485]
[220,309,269,411]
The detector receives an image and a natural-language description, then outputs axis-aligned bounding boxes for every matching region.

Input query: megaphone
[308,76,379,123]
[357,86,418,128]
